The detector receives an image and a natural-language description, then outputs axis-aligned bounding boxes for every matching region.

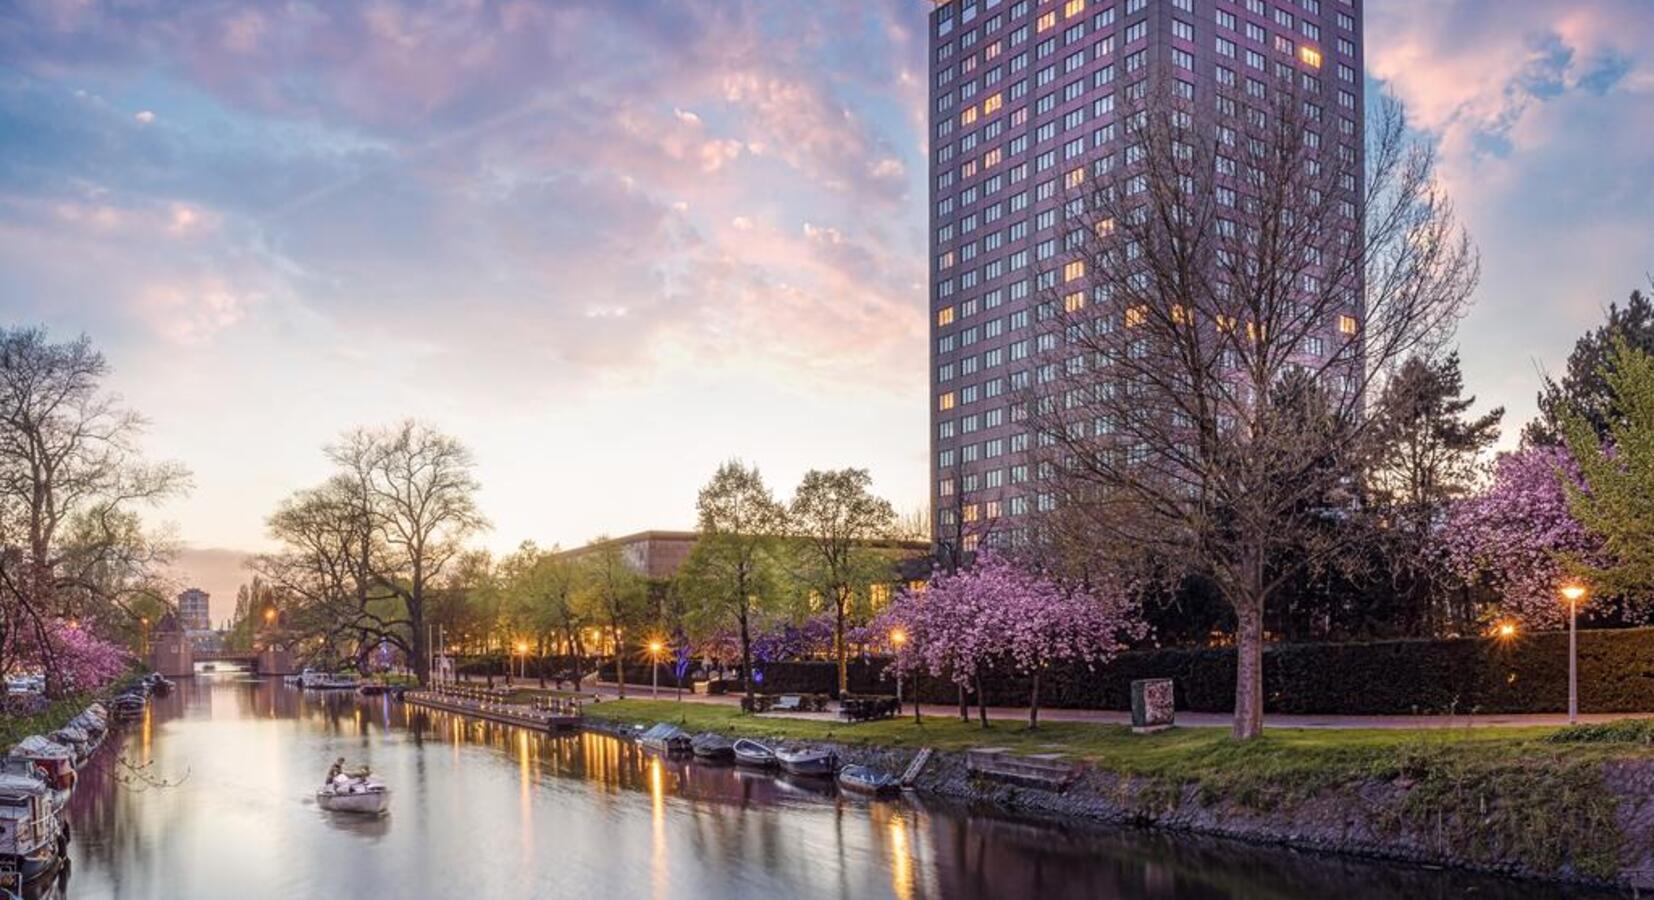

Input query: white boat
[6,738,75,793]
[316,774,390,816]
[775,745,839,777]
[0,770,66,889]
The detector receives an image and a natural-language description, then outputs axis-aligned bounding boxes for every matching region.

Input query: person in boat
[325,757,346,786]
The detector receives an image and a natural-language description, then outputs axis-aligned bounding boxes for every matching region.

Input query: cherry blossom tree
[1441,445,1601,629]
[9,618,130,694]
[877,553,1143,728]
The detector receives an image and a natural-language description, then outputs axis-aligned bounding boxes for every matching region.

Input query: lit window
[1095,217,1115,237]
[1037,11,1057,31]
[1064,0,1086,16]
[938,306,956,326]
[939,251,956,269]
[1171,304,1190,325]
[983,92,1003,114]
[1338,314,1358,335]
[1299,46,1323,68]
[1064,167,1085,188]
[963,503,980,523]
[1063,260,1085,282]
[961,106,979,125]
[939,392,956,411]
[1125,305,1147,327]
[1216,315,1237,333]
[1064,291,1086,312]
[984,148,1002,168]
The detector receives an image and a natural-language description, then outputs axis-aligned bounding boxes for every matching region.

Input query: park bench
[839,694,901,722]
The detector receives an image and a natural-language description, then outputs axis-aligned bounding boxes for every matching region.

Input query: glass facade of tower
[927,0,1363,550]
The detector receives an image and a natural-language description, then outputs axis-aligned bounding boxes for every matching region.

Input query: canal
[35,673,1615,899]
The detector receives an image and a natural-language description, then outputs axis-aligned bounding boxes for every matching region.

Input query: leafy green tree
[574,536,648,698]
[788,468,896,695]
[1528,286,1654,445]
[677,461,786,703]
[1561,337,1654,603]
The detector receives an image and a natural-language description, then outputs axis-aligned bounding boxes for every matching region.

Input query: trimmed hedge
[725,628,1654,715]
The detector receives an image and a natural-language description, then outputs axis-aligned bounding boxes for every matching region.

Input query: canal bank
[582,699,1654,893]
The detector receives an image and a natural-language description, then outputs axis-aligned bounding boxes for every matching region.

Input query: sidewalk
[576,679,1654,730]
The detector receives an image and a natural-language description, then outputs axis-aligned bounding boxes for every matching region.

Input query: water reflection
[42,676,1621,899]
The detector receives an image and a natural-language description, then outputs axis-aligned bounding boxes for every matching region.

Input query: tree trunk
[1029,669,1042,729]
[974,667,988,728]
[957,681,968,722]
[613,621,626,700]
[738,606,754,704]
[835,589,848,698]
[1233,601,1265,740]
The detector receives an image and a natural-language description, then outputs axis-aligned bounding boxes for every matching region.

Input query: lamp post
[1562,582,1587,724]
[515,641,529,683]
[889,628,908,710]
[648,640,665,700]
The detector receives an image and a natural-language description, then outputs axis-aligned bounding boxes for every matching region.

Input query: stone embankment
[586,716,1653,892]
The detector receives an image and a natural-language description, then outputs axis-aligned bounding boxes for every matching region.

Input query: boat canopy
[9,736,73,760]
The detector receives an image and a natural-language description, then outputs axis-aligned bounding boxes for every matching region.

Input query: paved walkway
[459,673,1649,730]
[564,678,1650,730]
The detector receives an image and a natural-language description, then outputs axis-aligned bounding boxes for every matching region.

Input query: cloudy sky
[2,0,1651,613]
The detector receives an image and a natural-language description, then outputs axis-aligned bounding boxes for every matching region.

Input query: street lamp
[648,640,665,700]
[1562,582,1588,724]
[515,641,529,682]
[889,628,908,710]
[1493,621,1517,641]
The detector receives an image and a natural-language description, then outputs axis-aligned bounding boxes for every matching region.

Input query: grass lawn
[584,698,1654,813]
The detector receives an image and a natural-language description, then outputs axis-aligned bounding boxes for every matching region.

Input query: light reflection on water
[33,676,1619,899]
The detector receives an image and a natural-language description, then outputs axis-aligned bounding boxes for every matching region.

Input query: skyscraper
[927,0,1363,552]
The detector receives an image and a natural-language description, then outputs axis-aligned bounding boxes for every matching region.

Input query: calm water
[27,673,1613,899]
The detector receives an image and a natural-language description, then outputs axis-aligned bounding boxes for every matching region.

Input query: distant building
[554,530,933,586]
[176,588,211,632]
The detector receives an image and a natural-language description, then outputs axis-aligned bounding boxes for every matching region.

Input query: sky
[1,0,1651,618]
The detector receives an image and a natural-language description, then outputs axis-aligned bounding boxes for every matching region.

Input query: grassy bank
[586,699,1653,880]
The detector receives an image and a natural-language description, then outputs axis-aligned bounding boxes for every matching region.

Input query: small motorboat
[732,739,777,768]
[837,764,901,796]
[316,770,390,816]
[45,727,91,768]
[357,683,392,696]
[775,745,838,777]
[109,694,145,721]
[690,733,734,762]
[638,723,692,755]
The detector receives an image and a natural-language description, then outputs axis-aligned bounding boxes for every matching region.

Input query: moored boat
[6,738,74,793]
[732,739,777,768]
[0,770,67,890]
[690,732,734,762]
[45,727,92,768]
[837,764,900,796]
[775,745,838,777]
[638,723,692,755]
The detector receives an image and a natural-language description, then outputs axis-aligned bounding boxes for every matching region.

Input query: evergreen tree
[1527,286,1654,445]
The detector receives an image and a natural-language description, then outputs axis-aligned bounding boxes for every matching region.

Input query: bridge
[148,637,297,678]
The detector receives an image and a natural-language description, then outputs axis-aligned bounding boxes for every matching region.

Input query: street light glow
[1561,583,1587,602]
[647,640,665,656]
[890,628,908,647]
[515,641,529,654]
[1495,621,1517,639]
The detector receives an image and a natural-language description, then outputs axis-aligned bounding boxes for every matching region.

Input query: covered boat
[837,764,900,796]
[776,745,838,777]
[6,738,73,792]
[45,727,91,768]
[732,739,777,768]
[690,733,734,762]
[316,773,390,816]
[638,723,692,755]
[0,771,66,889]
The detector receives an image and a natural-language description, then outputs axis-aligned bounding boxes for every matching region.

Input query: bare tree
[0,329,187,693]
[257,422,484,684]
[1025,78,1477,738]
